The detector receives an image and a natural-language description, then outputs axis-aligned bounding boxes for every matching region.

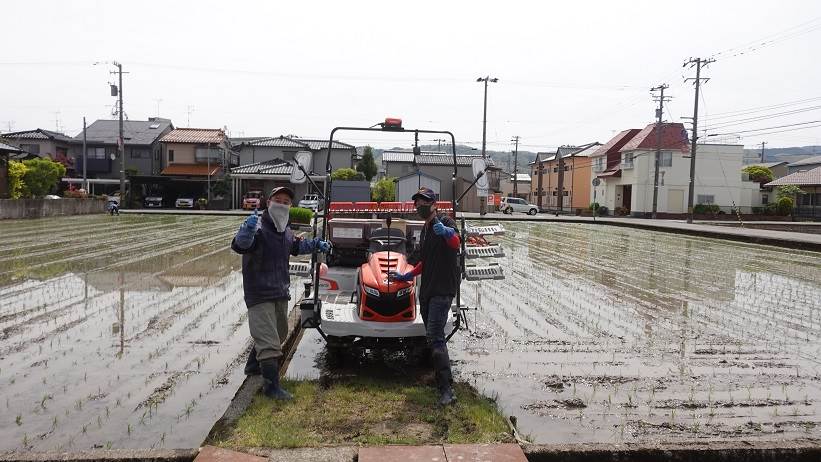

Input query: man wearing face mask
[232,186,331,400]
[388,187,461,405]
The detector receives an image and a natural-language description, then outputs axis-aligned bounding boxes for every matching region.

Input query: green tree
[22,158,66,197]
[776,184,803,199]
[372,177,396,202]
[742,165,774,184]
[8,160,28,199]
[356,146,378,181]
[776,196,794,215]
[331,168,365,181]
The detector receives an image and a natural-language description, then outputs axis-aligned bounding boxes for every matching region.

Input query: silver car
[500,197,538,215]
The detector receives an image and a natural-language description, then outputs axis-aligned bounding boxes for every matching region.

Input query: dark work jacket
[415,214,460,305]
[231,211,302,307]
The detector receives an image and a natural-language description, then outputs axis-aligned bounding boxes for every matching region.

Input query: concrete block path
[195,444,528,462]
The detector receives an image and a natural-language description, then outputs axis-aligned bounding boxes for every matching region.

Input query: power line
[703,95,821,120]
[706,120,821,137]
[704,105,821,130]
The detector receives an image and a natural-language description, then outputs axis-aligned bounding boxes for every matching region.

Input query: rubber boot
[244,346,260,376]
[259,358,293,401]
[432,348,456,406]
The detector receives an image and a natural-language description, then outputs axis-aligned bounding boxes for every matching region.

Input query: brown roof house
[159,128,237,206]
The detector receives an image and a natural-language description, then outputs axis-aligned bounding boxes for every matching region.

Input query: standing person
[389,187,461,405]
[232,186,331,400]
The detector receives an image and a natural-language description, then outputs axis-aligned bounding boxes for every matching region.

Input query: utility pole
[535,152,544,211]
[82,117,87,192]
[433,138,447,152]
[476,76,498,215]
[187,105,195,127]
[511,136,520,197]
[760,141,767,162]
[684,57,715,224]
[112,62,126,200]
[650,84,671,219]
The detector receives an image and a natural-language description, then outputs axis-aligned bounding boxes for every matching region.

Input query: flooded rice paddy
[454,222,821,444]
[0,214,304,452]
[2,215,820,451]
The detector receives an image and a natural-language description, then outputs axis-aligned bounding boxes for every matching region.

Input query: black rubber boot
[244,346,260,376]
[432,348,456,406]
[259,358,293,401]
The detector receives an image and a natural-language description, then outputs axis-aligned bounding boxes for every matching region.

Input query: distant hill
[361,144,538,173]
[742,145,821,165]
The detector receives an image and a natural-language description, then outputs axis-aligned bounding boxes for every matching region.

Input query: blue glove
[235,212,259,248]
[387,271,413,282]
[432,221,455,239]
[314,238,331,253]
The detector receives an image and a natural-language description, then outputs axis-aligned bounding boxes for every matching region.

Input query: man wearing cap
[232,186,331,400]
[389,187,461,405]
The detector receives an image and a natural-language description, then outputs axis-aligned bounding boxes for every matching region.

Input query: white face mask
[267,202,290,232]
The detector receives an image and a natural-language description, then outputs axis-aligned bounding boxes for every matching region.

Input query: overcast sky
[3,0,820,152]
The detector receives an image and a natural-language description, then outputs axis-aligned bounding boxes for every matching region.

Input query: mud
[0,215,305,452]
[451,222,821,445]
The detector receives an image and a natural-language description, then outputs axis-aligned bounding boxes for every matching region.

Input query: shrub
[742,165,774,184]
[331,168,365,181]
[775,196,794,216]
[589,202,600,211]
[614,206,630,216]
[290,206,314,224]
[21,158,66,197]
[372,177,396,202]
[693,203,720,215]
[776,184,803,200]
[596,206,608,216]
[8,160,28,199]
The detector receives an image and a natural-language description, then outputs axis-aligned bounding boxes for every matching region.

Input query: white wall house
[591,123,761,215]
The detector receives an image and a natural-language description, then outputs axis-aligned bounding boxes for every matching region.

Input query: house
[787,155,821,174]
[765,166,821,219]
[70,118,173,180]
[396,171,442,203]
[232,136,356,174]
[380,150,501,211]
[745,161,789,179]
[0,140,24,198]
[589,123,760,216]
[159,128,237,204]
[529,144,600,212]
[1,129,76,174]
[500,173,531,200]
[229,158,326,208]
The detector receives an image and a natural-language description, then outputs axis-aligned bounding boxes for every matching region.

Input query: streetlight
[476,76,498,215]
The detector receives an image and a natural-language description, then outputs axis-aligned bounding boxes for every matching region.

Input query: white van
[500,197,538,215]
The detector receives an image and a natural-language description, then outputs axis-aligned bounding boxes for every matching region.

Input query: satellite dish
[472,158,489,197]
[290,151,312,184]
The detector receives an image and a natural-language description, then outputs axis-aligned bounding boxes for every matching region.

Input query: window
[130,149,149,159]
[593,157,604,172]
[660,151,672,167]
[622,152,634,168]
[87,147,106,159]
[697,194,715,204]
[169,149,175,162]
[20,144,40,155]
[762,194,768,205]
[195,147,222,162]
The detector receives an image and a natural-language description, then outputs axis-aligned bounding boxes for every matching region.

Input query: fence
[0,198,107,219]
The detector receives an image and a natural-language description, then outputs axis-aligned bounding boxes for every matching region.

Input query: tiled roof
[746,161,788,169]
[230,159,294,175]
[590,129,642,157]
[788,155,821,167]
[597,169,622,178]
[530,144,601,164]
[235,136,355,151]
[160,163,222,176]
[160,128,226,144]
[620,123,689,152]
[297,139,355,151]
[0,139,24,153]
[765,166,821,186]
[76,118,173,145]
[2,128,75,143]
[382,150,495,167]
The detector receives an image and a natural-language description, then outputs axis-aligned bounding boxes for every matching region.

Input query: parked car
[242,190,264,210]
[500,196,538,215]
[298,194,321,211]
[43,195,61,200]
[144,195,164,208]
[175,197,195,209]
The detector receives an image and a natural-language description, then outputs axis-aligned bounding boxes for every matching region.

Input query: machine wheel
[528,208,537,215]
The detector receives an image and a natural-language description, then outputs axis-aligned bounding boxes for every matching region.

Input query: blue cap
[411,187,437,201]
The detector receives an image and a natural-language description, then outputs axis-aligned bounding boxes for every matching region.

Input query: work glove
[313,238,332,253]
[387,271,414,282]
[432,220,455,239]
[235,211,259,248]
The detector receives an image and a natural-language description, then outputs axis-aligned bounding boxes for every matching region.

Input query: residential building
[0,140,24,198]
[232,136,356,174]
[229,159,326,208]
[529,144,600,212]
[589,123,760,216]
[159,128,237,204]
[1,129,76,174]
[380,150,500,211]
[500,173,531,200]
[70,118,173,180]
[765,166,821,219]
[787,155,821,174]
